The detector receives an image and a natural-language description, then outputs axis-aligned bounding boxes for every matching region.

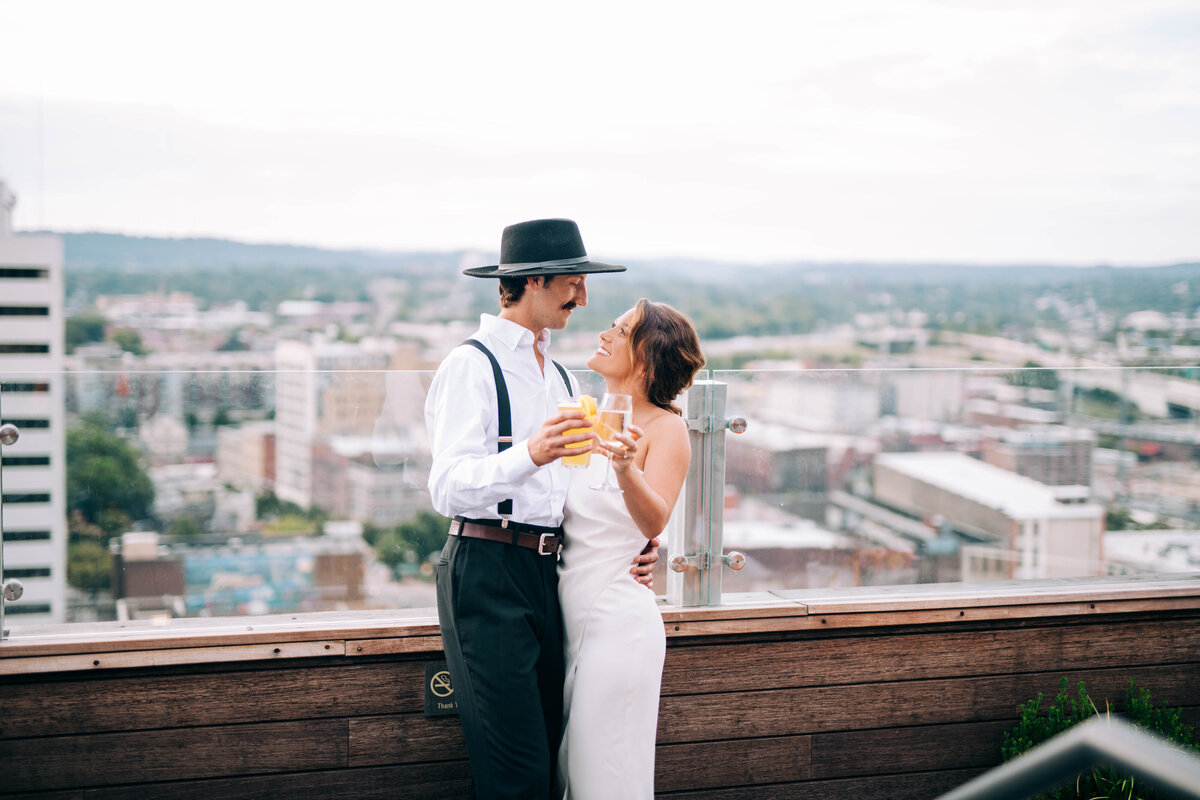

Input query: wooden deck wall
[2,581,1199,798]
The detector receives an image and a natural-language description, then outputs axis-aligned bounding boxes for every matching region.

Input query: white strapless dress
[556,457,665,800]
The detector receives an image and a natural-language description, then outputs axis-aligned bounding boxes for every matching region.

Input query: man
[425,218,657,799]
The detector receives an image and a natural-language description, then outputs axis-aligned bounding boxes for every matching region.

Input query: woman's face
[587,307,637,382]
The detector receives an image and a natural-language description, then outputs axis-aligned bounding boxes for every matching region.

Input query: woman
[556,299,705,799]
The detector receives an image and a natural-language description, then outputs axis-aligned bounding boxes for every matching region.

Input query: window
[0,419,50,429]
[3,567,51,579]
[5,603,53,615]
[0,383,50,392]
[0,268,48,279]
[1,493,51,504]
[0,344,50,354]
[4,530,51,541]
[1,456,50,467]
[0,306,49,316]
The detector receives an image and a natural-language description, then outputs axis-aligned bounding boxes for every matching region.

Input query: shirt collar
[479,313,552,356]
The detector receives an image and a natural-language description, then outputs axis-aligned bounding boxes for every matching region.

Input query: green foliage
[167,516,205,539]
[64,312,107,353]
[67,539,112,595]
[212,406,233,427]
[368,511,450,576]
[255,491,309,520]
[254,492,327,535]
[1001,677,1198,800]
[1106,508,1135,531]
[109,326,147,355]
[66,421,155,537]
[1007,361,1060,391]
[1081,387,1122,406]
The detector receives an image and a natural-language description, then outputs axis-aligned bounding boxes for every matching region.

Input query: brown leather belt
[450,516,563,558]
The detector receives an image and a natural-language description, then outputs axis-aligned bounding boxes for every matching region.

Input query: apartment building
[0,181,66,623]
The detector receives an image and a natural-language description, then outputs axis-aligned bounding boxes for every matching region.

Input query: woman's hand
[602,424,643,475]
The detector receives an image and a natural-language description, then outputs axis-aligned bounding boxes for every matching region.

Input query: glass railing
[3,362,1200,634]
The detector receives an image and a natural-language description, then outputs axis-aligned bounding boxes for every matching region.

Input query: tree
[64,312,107,353]
[110,327,147,355]
[67,540,112,595]
[395,511,451,561]
[212,406,233,427]
[66,421,155,539]
[167,516,205,540]
[370,511,451,573]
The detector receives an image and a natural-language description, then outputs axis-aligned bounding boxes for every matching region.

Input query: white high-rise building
[273,337,394,508]
[0,181,66,624]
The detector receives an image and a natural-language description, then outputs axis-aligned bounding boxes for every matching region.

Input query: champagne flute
[590,393,633,493]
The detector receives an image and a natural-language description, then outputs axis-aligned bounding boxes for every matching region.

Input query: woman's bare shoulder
[640,409,689,444]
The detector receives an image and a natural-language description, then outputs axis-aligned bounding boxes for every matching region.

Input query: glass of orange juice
[558,395,596,468]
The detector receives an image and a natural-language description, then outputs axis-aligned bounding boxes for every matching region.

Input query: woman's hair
[626,298,706,415]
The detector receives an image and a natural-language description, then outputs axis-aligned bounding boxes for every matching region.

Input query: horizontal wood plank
[349,714,466,767]
[348,636,445,656]
[656,663,1198,744]
[656,767,987,799]
[660,616,1200,696]
[0,608,442,658]
[80,761,474,800]
[666,597,1200,637]
[0,662,432,739]
[811,720,1010,779]
[0,719,348,791]
[654,735,811,792]
[0,640,346,676]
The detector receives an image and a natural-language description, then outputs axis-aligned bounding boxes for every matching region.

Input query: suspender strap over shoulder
[460,338,574,523]
[551,360,572,396]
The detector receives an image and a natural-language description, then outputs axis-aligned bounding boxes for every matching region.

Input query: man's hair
[498,275,558,308]
[626,298,706,415]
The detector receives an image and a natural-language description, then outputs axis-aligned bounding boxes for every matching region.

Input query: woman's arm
[609,414,691,539]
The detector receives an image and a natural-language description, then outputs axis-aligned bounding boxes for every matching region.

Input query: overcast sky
[1,0,1198,265]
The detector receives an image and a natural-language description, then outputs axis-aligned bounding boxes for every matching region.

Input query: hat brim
[462,260,627,278]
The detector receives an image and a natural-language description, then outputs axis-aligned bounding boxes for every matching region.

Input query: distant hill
[33,231,466,274]
[25,230,1200,287]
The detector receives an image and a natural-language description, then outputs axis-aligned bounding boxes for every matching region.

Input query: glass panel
[3,365,448,629]
[4,362,1200,634]
[712,366,1200,593]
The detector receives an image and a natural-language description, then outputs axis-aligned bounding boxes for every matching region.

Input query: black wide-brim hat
[463,218,627,278]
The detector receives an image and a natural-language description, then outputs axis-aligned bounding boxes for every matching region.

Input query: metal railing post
[1,419,22,639]
[668,380,746,607]
[936,716,1200,800]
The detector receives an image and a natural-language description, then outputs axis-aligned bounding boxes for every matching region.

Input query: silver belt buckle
[538,532,560,559]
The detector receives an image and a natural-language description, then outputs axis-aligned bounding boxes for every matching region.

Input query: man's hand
[630,536,660,590]
[527,409,594,467]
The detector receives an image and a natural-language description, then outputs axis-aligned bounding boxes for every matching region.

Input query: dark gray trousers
[435,533,564,800]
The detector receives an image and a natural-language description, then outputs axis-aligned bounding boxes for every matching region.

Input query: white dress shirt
[425,313,579,527]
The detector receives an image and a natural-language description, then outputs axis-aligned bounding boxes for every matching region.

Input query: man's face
[531,274,588,330]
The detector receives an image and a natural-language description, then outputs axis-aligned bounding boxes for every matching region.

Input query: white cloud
[0,0,1197,263]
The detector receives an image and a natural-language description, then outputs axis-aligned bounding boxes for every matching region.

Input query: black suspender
[460,339,573,520]
[551,360,572,395]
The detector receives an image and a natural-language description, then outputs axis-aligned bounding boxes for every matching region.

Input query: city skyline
[1,0,1199,266]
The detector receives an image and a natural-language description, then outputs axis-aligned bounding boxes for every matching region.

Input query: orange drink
[559,394,597,468]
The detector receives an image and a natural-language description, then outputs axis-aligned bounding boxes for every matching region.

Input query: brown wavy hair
[627,299,706,415]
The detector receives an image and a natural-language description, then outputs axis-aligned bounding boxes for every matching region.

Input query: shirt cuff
[498,438,541,484]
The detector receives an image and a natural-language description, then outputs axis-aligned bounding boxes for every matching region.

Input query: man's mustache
[561,302,577,311]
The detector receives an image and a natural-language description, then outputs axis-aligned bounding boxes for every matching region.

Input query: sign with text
[424,661,459,717]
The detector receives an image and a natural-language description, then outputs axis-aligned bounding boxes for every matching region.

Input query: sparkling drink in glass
[590,393,633,492]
